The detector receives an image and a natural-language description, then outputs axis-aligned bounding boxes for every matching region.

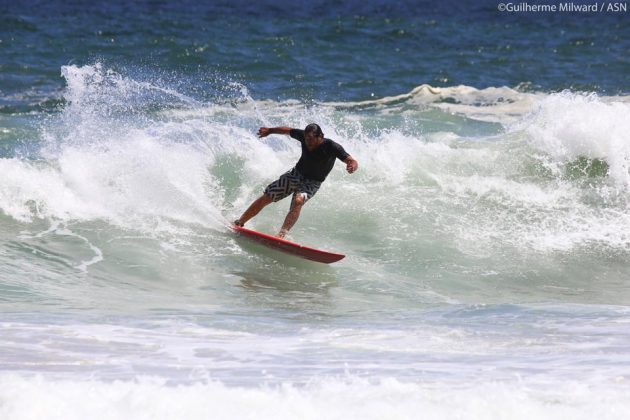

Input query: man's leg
[277,193,306,238]
[235,194,273,226]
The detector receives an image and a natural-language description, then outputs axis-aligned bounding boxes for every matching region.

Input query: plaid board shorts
[264,167,322,203]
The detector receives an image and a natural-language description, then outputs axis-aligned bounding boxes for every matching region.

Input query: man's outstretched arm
[258,127,293,138]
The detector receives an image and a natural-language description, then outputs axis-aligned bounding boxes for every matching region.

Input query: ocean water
[1,1,630,418]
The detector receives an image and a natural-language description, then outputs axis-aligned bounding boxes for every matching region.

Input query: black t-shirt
[290,129,350,182]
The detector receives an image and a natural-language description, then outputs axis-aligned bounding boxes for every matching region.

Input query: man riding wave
[234,123,358,238]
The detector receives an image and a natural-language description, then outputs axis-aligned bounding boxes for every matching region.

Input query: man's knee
[292,193,306,207]
[260,193,274,205]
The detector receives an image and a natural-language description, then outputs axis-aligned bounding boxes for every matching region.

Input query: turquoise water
[1,1,630,419]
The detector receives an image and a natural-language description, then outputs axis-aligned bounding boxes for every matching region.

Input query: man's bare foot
[277,229,288,238]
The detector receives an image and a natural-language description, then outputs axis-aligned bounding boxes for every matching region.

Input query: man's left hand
[346,158,358,174]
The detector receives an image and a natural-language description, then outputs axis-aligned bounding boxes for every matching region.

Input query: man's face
[304,131,323,149]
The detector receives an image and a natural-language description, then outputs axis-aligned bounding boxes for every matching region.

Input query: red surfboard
[230,224,345,264]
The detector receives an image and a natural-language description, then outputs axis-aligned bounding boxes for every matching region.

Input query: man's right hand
[258,127,271,138]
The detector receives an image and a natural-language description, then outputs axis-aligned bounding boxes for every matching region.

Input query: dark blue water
[2,0,628,116]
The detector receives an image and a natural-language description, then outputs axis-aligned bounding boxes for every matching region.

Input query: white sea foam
[325,84,544,123]
[0,374,628,420]
[517,91,630,187]
[1,65,228,232]
[0,139,223,232]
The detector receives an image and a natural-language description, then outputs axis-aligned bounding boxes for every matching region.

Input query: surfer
[234,123,358,238]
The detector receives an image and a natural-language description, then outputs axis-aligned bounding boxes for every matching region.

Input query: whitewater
[1,63,630,419]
